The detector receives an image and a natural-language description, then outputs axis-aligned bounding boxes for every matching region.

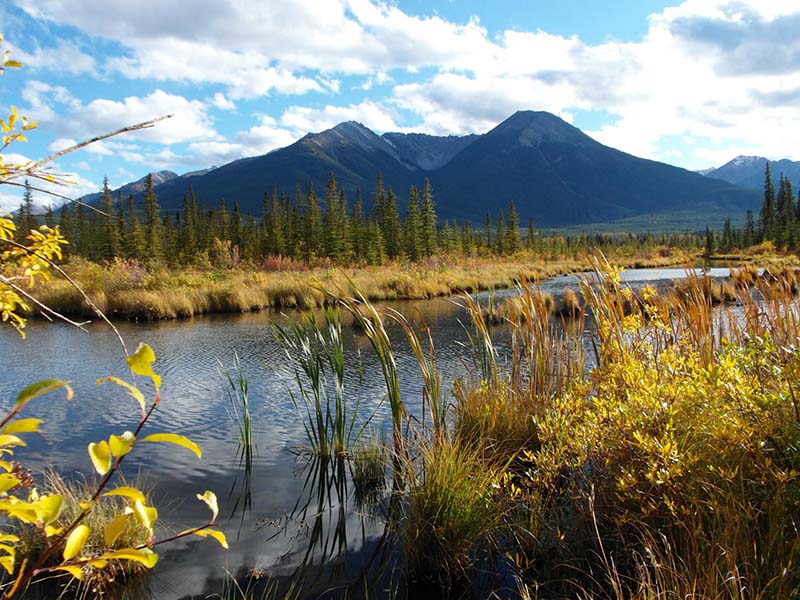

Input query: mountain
[703,155,800,192]
[146,121,415,213]
[99,112,760,229]
[429,111,757,226]
[80,170,179,205]
[381,132,478,171]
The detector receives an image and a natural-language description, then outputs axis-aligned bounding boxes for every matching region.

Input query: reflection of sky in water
[0,268,738,598]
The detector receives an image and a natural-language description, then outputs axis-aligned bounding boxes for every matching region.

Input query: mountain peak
[493,110,591,147]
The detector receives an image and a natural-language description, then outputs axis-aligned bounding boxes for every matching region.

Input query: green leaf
[99,548,158,568]
[140,433,201,458]
[126,343,161,388]
[103,514,129,547]
[2,418,42,435]
[15,379,73,407]
[196,490,219,521]
[179,527,228,549]
[97,377,146,413]
[88,441,111,475]
[108,432,135,457]
[63,524,90,560]
[103,486,145,504]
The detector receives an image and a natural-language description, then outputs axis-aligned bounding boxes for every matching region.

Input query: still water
[0,268,731,598]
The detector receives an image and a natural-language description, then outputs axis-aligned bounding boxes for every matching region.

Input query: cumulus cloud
[10,0,800,170]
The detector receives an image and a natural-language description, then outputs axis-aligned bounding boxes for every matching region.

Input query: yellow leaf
[88,559,108,569]
[196,491,219,522]
[0,555,13,575]
[103,486,145,504]
[2,419,42,435]
[140,433,201,458]
[98,548,158,568]
[0,435,26,449]
[180,527,228,549]
[0,462,12,472]
[33,494,63,525]
[45,525,62,537]
[132,499,157,531]
[126,343,161,388]
[63,525,90,560]
[54,565,84,580]
[103,514,128,547]
[15,379,73,407]
[88,441,111,475]
[0,474,20,494]
[97,377,146,413]
[108,432,135,457]
[0,534,19,544]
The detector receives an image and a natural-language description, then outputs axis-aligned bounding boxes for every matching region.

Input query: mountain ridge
[86,111,760,229]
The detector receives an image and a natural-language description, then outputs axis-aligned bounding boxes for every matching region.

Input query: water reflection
[0,268,738,599]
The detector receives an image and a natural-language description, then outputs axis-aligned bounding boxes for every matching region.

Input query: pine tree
[15,180,35,242]
[102,178,121,259]
[526,216,536,250]
[404,185,421,261]
[421,178,437,257]
[382,187,402,259]
[143,174,163,261]
[126,194,146,259]
[351,189,365,262]
[505,202,521,254]
[743,210,756,247]
[759,162,776,241]
[304,184,321,261]
[231,200,242,249]
[495,210,506,254]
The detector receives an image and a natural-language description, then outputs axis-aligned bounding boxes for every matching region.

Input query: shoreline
[27,250,792,322]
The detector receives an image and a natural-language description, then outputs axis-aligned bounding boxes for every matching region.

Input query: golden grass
[27,248,706,320]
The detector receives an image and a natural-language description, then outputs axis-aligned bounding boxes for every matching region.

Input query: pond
[0,267,733,598]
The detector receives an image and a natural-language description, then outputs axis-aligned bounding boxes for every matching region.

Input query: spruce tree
[404,185,421,261]
[143,174,163,261]
[759,162,776,241]
[505,202,521,254]
[421,178,437,257]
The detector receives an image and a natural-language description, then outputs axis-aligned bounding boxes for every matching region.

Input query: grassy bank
[27,248,717,321]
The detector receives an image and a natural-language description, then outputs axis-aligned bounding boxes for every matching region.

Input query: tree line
[14,171,703,267]
[714,163,800,253]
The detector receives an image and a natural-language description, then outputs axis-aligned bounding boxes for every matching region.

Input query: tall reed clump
[393,311,446,438]
[275,307,360,457]
[221,353,255,467]
[400,436,505,586]
[335,292,405,464]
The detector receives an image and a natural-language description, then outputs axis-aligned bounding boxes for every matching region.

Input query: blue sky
[1,0,799,209]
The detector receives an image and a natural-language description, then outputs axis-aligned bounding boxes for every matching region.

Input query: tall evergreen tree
[404,185,421,261]
[143,174,163,260]
[759,162,776,241]
[421,178,437,257]
[505,202,521,254]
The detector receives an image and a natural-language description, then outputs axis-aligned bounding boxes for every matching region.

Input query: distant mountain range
[702,155,800,193]
[87,111,762,230]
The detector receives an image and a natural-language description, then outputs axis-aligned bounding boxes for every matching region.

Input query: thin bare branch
[0,274,91,330]
[24,114,173,174]
[1,180,117,219]
[0,237,128,356]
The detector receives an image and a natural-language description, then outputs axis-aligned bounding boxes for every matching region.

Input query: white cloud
[10,0,800,171]
[0,152,99,211]
[209,93,235,111]
[280,100,400,133]
[13,41,96,75]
